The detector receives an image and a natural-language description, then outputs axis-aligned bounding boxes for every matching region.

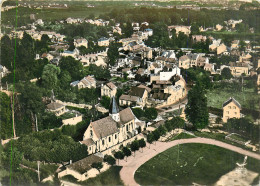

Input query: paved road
[119,137,260,186]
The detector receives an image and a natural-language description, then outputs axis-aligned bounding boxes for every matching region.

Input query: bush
[144,108,158,120]
[130,140,140,156]
[100,96,111,109]
[139,139,146,149]
[114,151,125,164]
[104,155,116,166]
[91,162,103,172]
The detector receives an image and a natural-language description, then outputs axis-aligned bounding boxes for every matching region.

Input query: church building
[81,97,138,155]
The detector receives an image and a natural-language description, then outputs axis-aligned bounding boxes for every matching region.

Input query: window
[90,130,93,137]
[233,106,236,109]
[102,140,105,145]
[228,106,231,109]
[108,137,111,142]
[126,125,129,132]
[235,112,237,115]
[226,111,229,114]
[89,147,92,151]
[115,134,117,139]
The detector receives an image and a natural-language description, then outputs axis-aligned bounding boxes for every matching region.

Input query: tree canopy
[185,82,209,129]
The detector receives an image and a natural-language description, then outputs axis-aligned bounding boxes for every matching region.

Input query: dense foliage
[2,130,88,165]
[225,118,259,143]
[185,82,209,129]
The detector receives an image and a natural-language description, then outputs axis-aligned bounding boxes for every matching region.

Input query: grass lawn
[59,112,76,120]
[78,166,123,186]
[227,133,248,143]
[135,143,260,185]
[207,87,260,110]
[167,132,195,141]
[21,159,59,180]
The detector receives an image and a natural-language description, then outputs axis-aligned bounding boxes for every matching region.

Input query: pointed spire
[109,96,119,114]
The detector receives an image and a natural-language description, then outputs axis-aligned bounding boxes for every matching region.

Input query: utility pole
[37,161,40,182]
[35,114,38,132]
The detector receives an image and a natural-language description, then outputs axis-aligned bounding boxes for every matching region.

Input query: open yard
[134,143,260,185]
[207,86,260,110]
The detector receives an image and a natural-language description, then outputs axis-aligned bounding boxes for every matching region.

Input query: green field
[135,143,260,185]
[207,87,259,110]
[79,166,123,186]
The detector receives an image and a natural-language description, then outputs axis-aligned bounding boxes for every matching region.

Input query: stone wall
[56,100,92,109]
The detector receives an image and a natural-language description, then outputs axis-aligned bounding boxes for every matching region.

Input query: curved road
[119,137,260,186]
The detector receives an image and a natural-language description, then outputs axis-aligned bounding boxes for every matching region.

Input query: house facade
[222,97,242,123]
[119,87,148,107]
[98,37,110,46]
[101,82,117,98]
[229,62,249,77]
[71,76,96,89]
[74,38,88,48]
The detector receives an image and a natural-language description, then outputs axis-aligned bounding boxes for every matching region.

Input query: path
[119,137,260,186]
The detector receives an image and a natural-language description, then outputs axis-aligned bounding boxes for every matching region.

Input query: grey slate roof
[222,97,241,109]
[119,94,139,102]
[119,108,135,124]
[81,138,95,146]
[90,108,135,139]
[67,155,103,174]
[109,97,119,114]
[91,116,119,139]
[129,87,146,98]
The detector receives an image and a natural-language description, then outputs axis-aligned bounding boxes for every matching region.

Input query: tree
[1,146,23,171]
[104,155,116,165]
[239,40,246,51]
[130,140,140,156]
[59,70,72,89]
[132,108,144,119]
[216,117,222,124]
[91,162,103,172]
[107,42,120,66]
[41,34,50,44]
[59,57,83,81]
[114,151,125,164]
[41,64,61,90]
[157,125,167,136]
[0,92,12,139]
[68,39,75,51]
[100,96,111,109]
[191,23,200,35]
[147,133,154,148]
[144,108,158,120]
[122,147,131,161]
[172,117,185,129]
[185,82,209,129]
[123,21,133,38]
[152,129,161,142]
[221,68,233,80]
[138,139,146,152]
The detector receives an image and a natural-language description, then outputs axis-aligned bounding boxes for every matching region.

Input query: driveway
[119,138,260,186]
